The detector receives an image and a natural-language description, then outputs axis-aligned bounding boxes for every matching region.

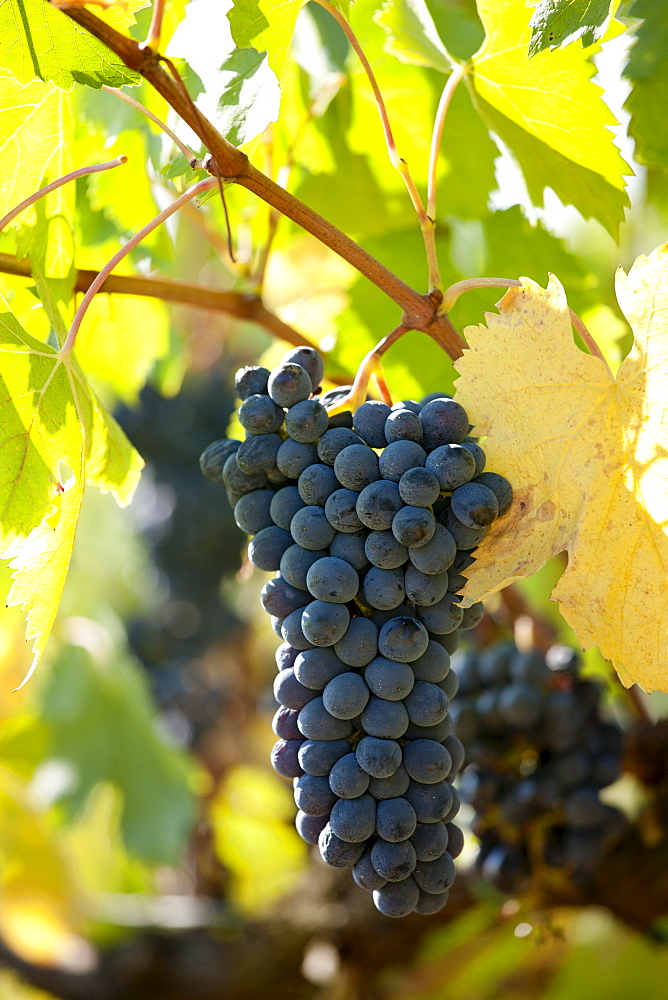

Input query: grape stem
[0,156,127,234]
[427,65,465,222]
[102,86,201,165]
[59,177,217,357]
[313,0,442,293]
[143,0,166,52]
[325,324,408,416]
[53,3,466,359]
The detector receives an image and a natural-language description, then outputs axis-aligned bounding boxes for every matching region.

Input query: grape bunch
[452,641,627,892]
[200,345,513,917]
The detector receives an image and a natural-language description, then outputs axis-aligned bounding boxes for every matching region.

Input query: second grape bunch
[200,345,513,917]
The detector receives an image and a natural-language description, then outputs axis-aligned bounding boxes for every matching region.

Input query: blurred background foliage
[1,0,668,996]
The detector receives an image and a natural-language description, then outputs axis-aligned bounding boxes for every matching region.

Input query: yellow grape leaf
[0,298,143,683]
[454,244,668,692]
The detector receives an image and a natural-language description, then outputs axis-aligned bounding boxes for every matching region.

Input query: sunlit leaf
[374,0,453,73]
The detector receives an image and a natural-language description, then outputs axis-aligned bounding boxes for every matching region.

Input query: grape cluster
[200,346,513,917]
[452,641,627,892]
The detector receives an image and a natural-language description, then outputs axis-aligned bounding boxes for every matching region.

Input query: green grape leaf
[228,0,348,90]
[41,644,197,864]
[0,300,143,683]
[374,0,453,73]
[0,0,147,91]
[624,1,668,168]
[469,0,630,236]
[0,73,75,280]
[528,0,614,56]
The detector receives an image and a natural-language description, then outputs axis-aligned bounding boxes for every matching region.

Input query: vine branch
[53,2,465,359]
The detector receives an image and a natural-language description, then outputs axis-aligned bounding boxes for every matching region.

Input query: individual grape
[225,487,244,508]
[361,696,409,739]
[306,556,359,603]
[563,787,612,829]
[425,444,476,491]
[270,739,304,778]
[461,439,486,476]
[460,602,485,630]
[405,779,454,823]
[291,506,337,550]
[298,464,340,506]
[296,811,330,845]
[384,408,423,444]
[393,399,422,414]
[301,601,350,646]
[334,616,378,667]
[260,576,309,619]
[285,399,329,442]
[445,823,464,859]
[441,508,488,550]
[392,506,436,548]
[234,489,275,534]
[404,716,453,741]
[403,739,452,783]
[356,736,402,778]
[267,467,289,485]
[376,798,418,842]
[199,438,241,481]
[275,643,300,671]
[324,489,363,533]
[238,393,284,434]
[412,851,456,894]
[364,656,414,701]
[371,603,418,627]
[223,452,267,494]
[365,530,409,570]
[280,545,326,590]
[403,682,449,727]
[330,530,370,572]
[281,607,316,650]
[412,642,450,683]
[417,593,465,634]
[353,849,388,891]
[236,433,282,474]
[362,566,406,611]
[298,738,351,776]
[268,363,312,407]
[274,668,318,711]
[280,346,324,392]
[318,825,367,867]
[420,392,451,405]
[474,472,513,516]
[368,765,410,800]
[248,526,293,570]
[410,821,448,862]
[496,681,544,728]
[404,565,449,607]
[378,440,427,482]
[420,398,469,449]
[271,615,285,639]
[414,889,450,914]
[322,672,370,719]
[374,619,427,665]
[356,480,403,530]
[372,876,420,916]
[353,400,391,447]
[408,523,457,575]
[276,439,319,479]
[330,794,376,842]
[329,753,371,799]
[297,697,354,740]
[451,481,499,527]
[235,365,270,399]
[317,427,362,466]
[269,487,305,531]
[272,706,301,740]
[440,670,459,700]
[294,647,347,690]
[334,444,380,491]
[371,839,417,881]
[294,773,338,815]
[398,466,440,507]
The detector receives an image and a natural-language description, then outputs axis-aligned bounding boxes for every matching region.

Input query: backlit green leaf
[529,0,614,56]
[624,1,668,169]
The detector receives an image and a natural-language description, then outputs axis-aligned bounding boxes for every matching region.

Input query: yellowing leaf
[0,299,143,681]
[468,0,630,234]
[454,244,668,692]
